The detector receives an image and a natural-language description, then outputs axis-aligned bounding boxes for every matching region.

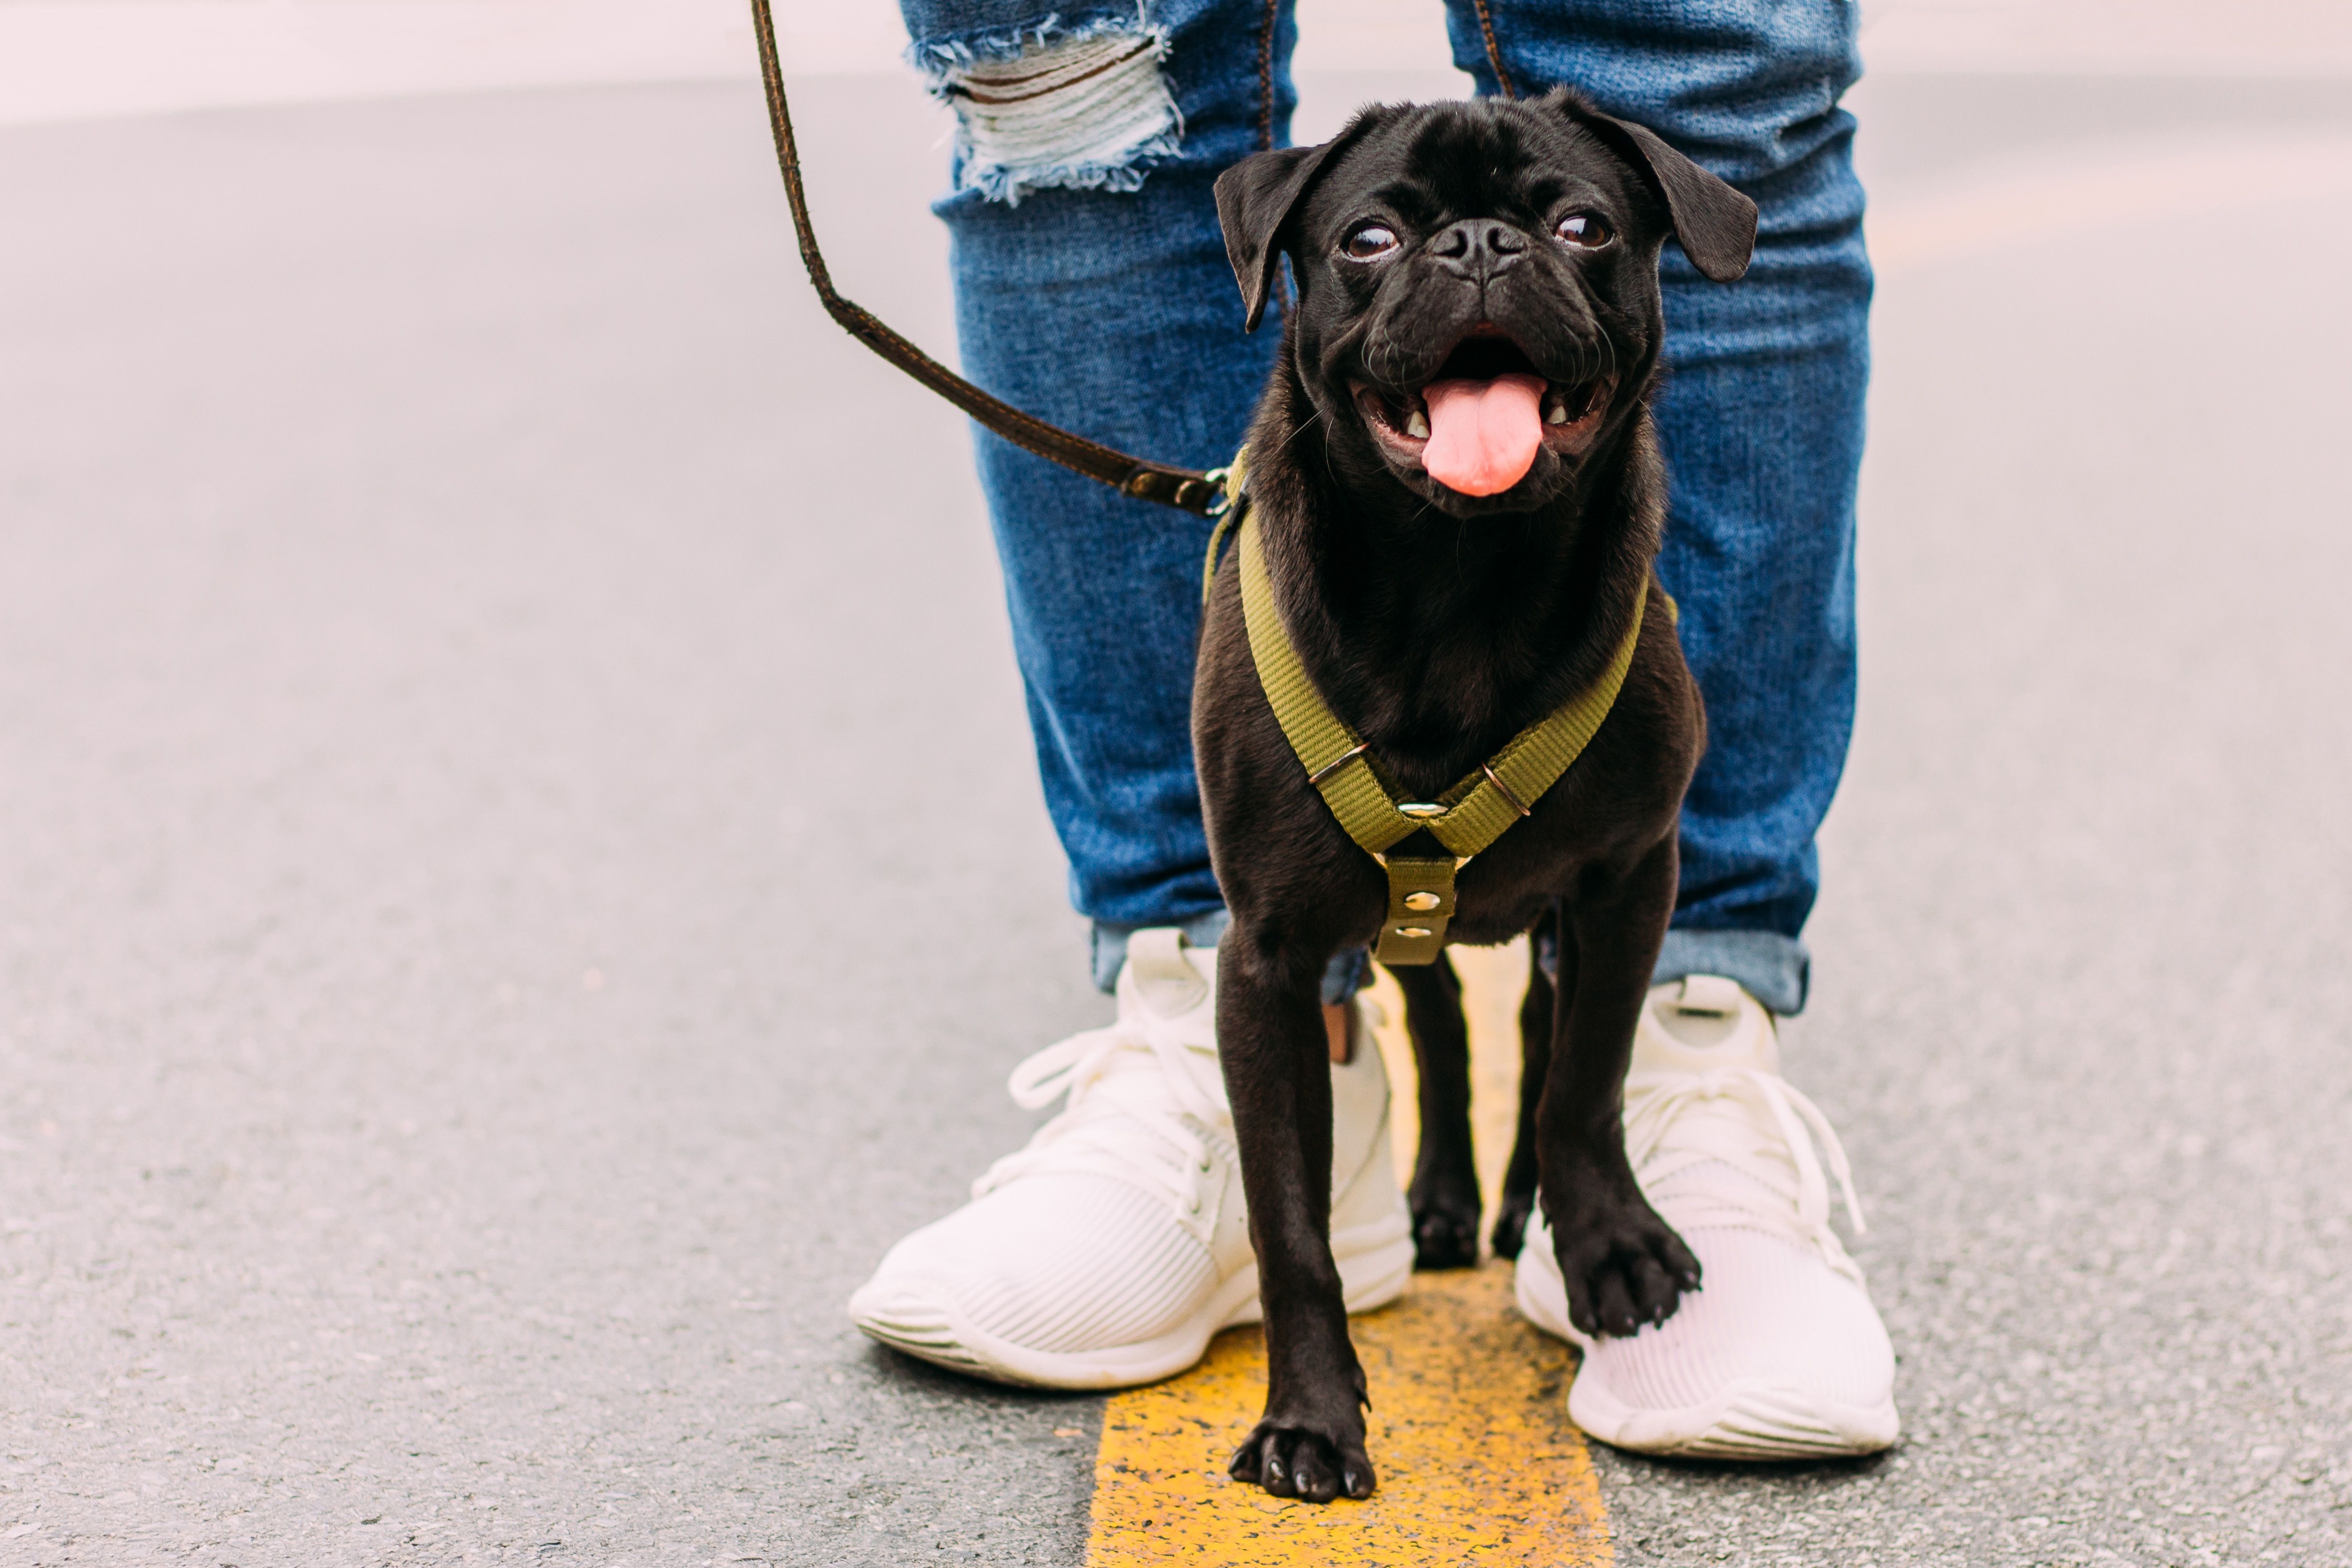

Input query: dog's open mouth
[1352,333,1611,496]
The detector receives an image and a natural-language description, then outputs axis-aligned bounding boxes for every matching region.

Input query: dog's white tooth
[1406,409,1430,439]
[1545,403,1569,425]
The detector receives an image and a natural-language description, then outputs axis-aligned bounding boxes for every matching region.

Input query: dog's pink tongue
[1421,373,1545,496]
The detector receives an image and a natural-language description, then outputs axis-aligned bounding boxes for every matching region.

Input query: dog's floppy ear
[1214,117,1378,332]
[1214,143,1339,333]
[1553,91,1757,283]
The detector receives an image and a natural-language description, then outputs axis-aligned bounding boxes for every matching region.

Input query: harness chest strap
[1232,505,1671,965]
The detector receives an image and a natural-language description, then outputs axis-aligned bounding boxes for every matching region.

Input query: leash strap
[1235,510,1668,963]
[749,0,1227,516]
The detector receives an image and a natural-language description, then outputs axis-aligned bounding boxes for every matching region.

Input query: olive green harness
[1209,450,1670,966]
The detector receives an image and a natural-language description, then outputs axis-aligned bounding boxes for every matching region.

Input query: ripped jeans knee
[910,12,1185,204]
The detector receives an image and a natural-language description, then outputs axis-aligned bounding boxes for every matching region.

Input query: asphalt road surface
[3,68,2349,1568]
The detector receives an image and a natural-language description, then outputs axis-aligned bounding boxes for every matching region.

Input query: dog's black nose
[1429,220,1528,284]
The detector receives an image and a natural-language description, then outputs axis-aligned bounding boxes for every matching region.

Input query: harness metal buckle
[1305,742,1369,788]
[1480,763,1533,818]
[1202,467,1234,517]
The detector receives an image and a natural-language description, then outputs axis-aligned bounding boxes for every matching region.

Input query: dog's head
[1216,91,1755,518]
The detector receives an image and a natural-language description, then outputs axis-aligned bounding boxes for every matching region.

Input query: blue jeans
[896,0,1868,1013]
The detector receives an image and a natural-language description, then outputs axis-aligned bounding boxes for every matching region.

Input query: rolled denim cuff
[1654,928,1811,1016]
[1091,912,1370,1007]
[1533,924,1812,1016]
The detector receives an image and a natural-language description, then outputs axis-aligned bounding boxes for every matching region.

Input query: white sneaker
[848,930,1413,1389]
[1516,975,1900,1459]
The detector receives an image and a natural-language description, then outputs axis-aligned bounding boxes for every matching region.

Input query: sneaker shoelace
[970,1019,1230,1233]
[1623,1064,1867,1281]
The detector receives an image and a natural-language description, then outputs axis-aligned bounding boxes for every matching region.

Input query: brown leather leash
[748,0,1229,516]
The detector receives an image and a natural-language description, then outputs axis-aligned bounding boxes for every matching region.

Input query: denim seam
[1254,0,1279,152]
[1470,0,1517,99]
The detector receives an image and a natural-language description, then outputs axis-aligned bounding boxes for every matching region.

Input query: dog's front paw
[1489,1185,1537,1260]
[1409,1176,1482,1270]
[1229,1417,1375,1502]
[1546,1172,1702,1338]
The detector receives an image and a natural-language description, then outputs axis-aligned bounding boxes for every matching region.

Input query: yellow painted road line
[1087,939,1608,1566]
[1086,1264,1606,1566]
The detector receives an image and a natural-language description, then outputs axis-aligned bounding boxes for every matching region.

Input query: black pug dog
[1194,88,1756,1502]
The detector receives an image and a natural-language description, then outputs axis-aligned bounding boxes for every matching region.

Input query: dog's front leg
[1492,903,1559,1259]
[1216,922,1374,1502]
[1539,840,1703,1337]
[1394,955,1482,1269]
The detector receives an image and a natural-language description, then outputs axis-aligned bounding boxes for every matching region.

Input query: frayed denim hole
[916,16,1183,205]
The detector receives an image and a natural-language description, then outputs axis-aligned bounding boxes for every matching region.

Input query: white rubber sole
[853,1209,1415,1391]
[1515,1224,1900,1460]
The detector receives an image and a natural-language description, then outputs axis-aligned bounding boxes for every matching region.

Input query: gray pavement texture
[2,69,2349,1568]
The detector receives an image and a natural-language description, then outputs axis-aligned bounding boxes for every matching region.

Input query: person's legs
[896,0,1283,989]
[1451,0,1870,1015]
[1454,0,1895,1459]
[902,0,1866,1016]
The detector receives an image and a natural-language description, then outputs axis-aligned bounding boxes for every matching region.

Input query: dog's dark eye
[1342,224,1399,261]
[1554,211,1614,249]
